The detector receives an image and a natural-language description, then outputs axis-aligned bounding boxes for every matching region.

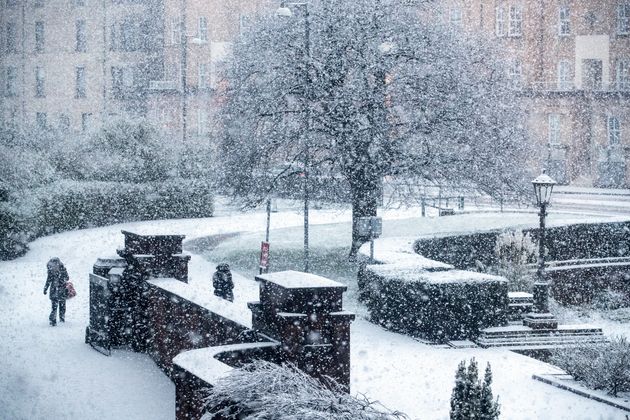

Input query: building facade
[437,0,630,186]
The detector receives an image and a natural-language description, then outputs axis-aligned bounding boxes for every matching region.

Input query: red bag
[65,281,77,299]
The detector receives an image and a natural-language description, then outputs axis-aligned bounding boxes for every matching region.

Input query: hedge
[0,179,214,260]
[359,264,508,342]
[413,221,630,270]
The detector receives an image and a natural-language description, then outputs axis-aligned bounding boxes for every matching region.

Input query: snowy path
[0,207,628,419]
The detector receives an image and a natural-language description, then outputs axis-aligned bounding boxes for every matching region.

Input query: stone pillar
[248,270,355,390]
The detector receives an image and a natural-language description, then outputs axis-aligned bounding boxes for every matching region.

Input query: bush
[491,230,536,292]
[25,179,214,236]
[0,202,30,260]
[550,336,630,397]
[591,288,629,311]
[203,360,407,420]
[359,264,508,342]
[450,359,500,420]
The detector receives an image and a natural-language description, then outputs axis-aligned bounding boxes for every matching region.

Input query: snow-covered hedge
[0,202,29,260]
[28,179,214,235]
[359,263,508,342]
[414,221,630,269]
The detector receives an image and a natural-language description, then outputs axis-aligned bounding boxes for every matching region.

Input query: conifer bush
[450,359,500,420]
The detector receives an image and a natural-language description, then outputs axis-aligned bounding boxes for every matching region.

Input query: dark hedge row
[358,265,508,342]
[413,221,630,269]
[0,179,214,261]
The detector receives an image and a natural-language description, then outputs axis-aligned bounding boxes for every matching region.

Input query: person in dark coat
[43,257,69,326]
[212,263,234,302]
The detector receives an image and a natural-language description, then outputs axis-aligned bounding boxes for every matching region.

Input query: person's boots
[49,320,56,326]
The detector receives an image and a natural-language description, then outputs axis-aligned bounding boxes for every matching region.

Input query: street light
[524,170,558,330]
[277,1,312,273]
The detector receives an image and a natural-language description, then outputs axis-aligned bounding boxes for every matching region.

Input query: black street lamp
[524,170,558,330]
[277,1,312,273]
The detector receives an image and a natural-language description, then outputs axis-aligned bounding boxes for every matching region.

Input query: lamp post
[277,2,312,273]
[523,170,558,330]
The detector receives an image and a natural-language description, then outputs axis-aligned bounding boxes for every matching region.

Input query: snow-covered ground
[1,202,628,419]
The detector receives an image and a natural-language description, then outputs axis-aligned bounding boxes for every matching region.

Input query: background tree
[218,0,531,256]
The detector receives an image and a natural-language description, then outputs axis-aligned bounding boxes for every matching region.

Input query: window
[239,15,250,35]
[608,116,621,145]
[35,66,45,97]
[583,59,603,90]
[617,58,630,90]
[35,21,44,53]
[508,6,522,37]
[449,8,462,26]
[5,66,17,97]
[33,0,44,7]
[75,66,86,98]
[74,0,85,6]
[198,17,208,41]
[197,109,207,136]
[557,60,572,90]
[171,18,180,45]
[507,59,522,88]
[198,63,208,89]
[81,113,92,132]
[36,112,47,130]
[548,114,561,144]
[5,0,17,7]
[619,3,630,35]
[6,22,17,53]
[58,114,70,132]
[495,6,505,37]
[111,66,123,95]
[558,6,570,36]
[76,20,86,52]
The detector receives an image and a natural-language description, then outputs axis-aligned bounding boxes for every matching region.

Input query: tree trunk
[348,172,380,260]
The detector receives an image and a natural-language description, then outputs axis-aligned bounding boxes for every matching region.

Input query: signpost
[259,241,270,274]
[357,216,382,263]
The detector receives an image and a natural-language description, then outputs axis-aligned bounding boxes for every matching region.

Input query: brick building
[436,0,630,186]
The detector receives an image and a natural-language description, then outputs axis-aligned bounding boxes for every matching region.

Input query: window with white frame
[617,58,630,90]
[75,20,87,52]
[171,18,180,45]
[35,66,45,97]
[558,5,570,36]
[508,5,522,37]
[557,60,572,90]
[35,21,44,53]
[5,66,17,97]
[495,6,505,37]
[198,63,208,89]
[508,59,522,88]
[449,7,462,26]
[618,2,630,35]
[198,17,208,41]
[608,116,621,145]
[548,114,561,144]
[197,109,207,136]
[36,112,47,130]
[239,14,249,35]
[75,66,86,98]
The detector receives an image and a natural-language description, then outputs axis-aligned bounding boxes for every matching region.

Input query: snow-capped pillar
[247,270,356,390]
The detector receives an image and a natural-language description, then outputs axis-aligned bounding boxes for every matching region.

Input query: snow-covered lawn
[1,203,628,419]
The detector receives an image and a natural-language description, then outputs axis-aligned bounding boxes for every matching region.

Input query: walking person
[212,263,234,302]
[43,257,69,326]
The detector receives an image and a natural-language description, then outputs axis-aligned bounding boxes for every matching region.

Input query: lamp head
[532,170,556,206]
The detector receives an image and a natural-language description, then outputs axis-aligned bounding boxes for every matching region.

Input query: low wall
[145,279,252,375]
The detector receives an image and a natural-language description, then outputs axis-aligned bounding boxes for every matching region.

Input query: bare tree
[217,0,531,256]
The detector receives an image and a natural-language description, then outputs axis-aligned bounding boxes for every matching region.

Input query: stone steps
[476,325,607,350]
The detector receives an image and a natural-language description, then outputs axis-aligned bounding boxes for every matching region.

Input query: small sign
[259,241,270,270]
[357,216,382,238]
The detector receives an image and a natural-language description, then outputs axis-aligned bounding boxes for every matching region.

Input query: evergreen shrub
[450,358,500,420]
[359,264,508,342]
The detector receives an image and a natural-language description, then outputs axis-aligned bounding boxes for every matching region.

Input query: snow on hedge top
[257,270,346,289]
[367,266,506,284]
[359,237,452,271]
